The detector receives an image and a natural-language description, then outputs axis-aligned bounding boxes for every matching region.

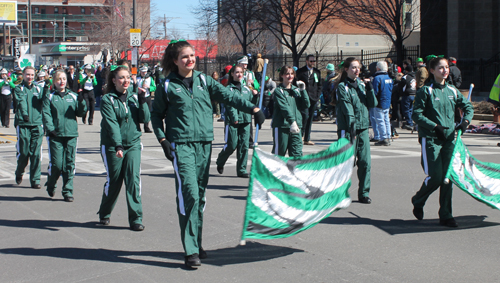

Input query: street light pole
[53,20,56,42]
[28,0,32,53]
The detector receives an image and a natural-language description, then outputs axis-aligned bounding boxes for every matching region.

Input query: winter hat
[293,66,297,71]
[38,71,46,77]
[42,65,48,70]
[326,63,335,72]
[224,65,232,74]
[237,56,248,65]
[140,66,148,72]
[0,69,7,74]
[84,64,92,70]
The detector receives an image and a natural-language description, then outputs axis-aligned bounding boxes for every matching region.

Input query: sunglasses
[309,60,316,63]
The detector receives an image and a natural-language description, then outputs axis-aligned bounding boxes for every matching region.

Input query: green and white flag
[241,138,355,240]
[445,134,500,210]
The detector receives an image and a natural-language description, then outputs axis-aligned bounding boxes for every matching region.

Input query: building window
[405,12,412,29]
[90,8,94,15]
[63,8,67,14]
[355,42,359,47]
[42,24,46,29]
[41,8,46,14]
[81,7,85,14]
[34,23,39,29]
[54,7,59,14]
[81,23,85,30]
[346,42,350,47]
[34,7,39,14]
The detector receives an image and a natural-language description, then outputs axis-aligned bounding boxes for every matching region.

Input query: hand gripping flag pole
[444,83,474,185]
[252,59,269,148]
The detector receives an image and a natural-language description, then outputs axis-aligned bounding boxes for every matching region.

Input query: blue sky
[152,0,199,40]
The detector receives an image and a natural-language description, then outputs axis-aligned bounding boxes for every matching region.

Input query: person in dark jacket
[295,54,321,145]
[400,65,416,130]
[97,65,150,232]
[371,61,393,146]
[447,57,462,88]
[43,70,87,202]
[150,40,265,268]
[66,65,79,94]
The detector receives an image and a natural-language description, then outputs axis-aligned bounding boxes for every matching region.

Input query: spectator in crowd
[400,65,416,130]
[372,61,393,146]
[0,68,15,128]
[295,54,321,145]
[253,53,264,83]
[447,57,462,88]
[263,75,276,118]
[211,71,221,118]
[137,65,156,133]
[95,65,104,107]
[79,65,97,125]
[415,58,428,90]
[391,72,404,137]
[66,65,80,94]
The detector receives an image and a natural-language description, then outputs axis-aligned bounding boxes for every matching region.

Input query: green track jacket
[42,90,87,137]
[412,80,473,140]
[271,84,310,128]
[151,71,257,143]
[336,78,378,132]
[14,81,45,127]
[100,90,151,147]
[225,83,256,125]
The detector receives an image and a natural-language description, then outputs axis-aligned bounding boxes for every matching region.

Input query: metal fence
[195,45,420,80]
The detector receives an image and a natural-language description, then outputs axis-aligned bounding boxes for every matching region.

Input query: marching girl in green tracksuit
[42,70,87,202]
[14,66,45,189]
[336,57,378,204]
[216,65,257,178]
[97,65,150,231]
[151,40,265,268]
[411,57,473,227]
[271,65,310,157]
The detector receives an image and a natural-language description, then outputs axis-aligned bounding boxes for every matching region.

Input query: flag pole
[444,83,474,184]
[253,59,269,147]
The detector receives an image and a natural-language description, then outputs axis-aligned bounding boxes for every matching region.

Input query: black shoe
[145,129,153,133]
[185,253,201,267]
[403,124,413,131]
[15,175,22,185]
[238,173,249,178]
[199,248,207,259]
[439,218,458,227]
[131,224,145,231]
[359,197,371,204]
[64,196,74,202]
[217,166,224,174]
[374,139,391,146]
[82,119,86,124]
[100,218,110,225]
[369,138,380,142]
[89,122,93,126]
[413,207,423,220]
[31,184,41,189]
[48,190,55,197]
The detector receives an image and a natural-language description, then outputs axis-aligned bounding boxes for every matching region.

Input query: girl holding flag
[151,40,265,268]
[411,57,473,227]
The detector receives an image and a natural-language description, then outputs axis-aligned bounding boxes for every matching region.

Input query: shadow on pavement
[207,184,247,191]
[322,213,498,235]
[0,219,130,231]
[0,195,63,202]
[0,242,302,268]
[77,147,101,154]
[219,195,247,200]
[0,247,185,269]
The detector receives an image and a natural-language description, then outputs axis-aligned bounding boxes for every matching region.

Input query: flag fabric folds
[241,138,355,240]
[445,134,500,210]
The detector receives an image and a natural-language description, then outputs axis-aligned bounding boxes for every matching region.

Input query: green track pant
[171,141,211,256]
[271,127,303,158]
[216,122,250,176]
[338,128,371,198]
[98,142,143,226]
[412,137,454,220]
[15,125,43,186]
[45,136,78,197]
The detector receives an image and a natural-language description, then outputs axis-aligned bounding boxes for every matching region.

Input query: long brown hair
[105,66,130,94]
[424,57,448,85]
[339,57,359,83]
[279,66,295,82]
[161,40,194,76]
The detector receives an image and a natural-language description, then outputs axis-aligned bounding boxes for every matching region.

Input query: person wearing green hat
[323,63,337,107]
[415,57,428,90]
[79,64,97,125]
[0,68,15,127]
[137,65,156,133]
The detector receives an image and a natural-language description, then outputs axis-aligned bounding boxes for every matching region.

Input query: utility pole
[3,23,6,56]
[63,17,65,41]
[164,14,167,39]
[28,0,32,53]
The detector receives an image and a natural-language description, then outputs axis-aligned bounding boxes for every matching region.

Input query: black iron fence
[195,45,420,80]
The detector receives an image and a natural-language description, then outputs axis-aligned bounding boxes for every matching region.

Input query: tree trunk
[395,35,404,67]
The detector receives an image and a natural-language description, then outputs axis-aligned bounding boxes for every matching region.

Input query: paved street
[1,110,500,282]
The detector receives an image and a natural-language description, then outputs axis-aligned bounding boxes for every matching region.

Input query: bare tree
[341,0,421,66]
[219,0,265,54]
[191,0,218,60]
[262,0,343,66]
[248,29,277,55]
[217,23,242,58]
[307,24,335,55]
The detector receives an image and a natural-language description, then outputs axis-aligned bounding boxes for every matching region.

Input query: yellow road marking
[0,133,17,142]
